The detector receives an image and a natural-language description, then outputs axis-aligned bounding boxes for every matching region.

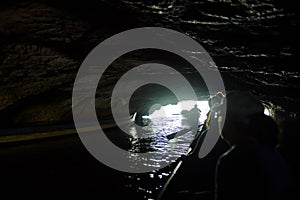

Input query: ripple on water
[115,0,299,198]
[124,111,206,199]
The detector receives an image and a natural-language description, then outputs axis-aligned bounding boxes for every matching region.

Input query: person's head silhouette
[214,91,290,200]
[215,91,266,145]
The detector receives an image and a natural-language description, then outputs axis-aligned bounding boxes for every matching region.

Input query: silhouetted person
[214,91,291,200]
[189,104,201,130]
[201,92,225,133]
[158,94,229,200]
[276,114,300,199]
[249,113,279,148]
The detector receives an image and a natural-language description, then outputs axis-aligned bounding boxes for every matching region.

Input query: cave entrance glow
[144,100,271,124]
[145,100,210,126]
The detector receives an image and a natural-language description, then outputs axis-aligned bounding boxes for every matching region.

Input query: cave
[0,0,299,199]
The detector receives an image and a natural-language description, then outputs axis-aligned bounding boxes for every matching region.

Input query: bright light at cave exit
[147,101,271,121]
[148,100,210,123]
[264,108,270,116]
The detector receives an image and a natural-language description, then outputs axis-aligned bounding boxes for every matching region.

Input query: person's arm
[215,149,263,200]
[215,155,235,200]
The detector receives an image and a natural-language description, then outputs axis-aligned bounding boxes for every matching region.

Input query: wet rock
[0,0,299,128]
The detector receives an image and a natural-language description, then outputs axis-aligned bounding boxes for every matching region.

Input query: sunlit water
[123,100,270,199]
[100,0,299,198]
[123,101,209,199]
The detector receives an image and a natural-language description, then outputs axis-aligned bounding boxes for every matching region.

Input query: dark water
[98,0,300,199]
[1,0,298,199]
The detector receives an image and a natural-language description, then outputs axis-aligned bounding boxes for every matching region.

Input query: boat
[157,126,229,200]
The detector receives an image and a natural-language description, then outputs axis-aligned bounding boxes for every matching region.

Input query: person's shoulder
[218,146,239,164]
[218,144,258,165]
[216,146,249,175]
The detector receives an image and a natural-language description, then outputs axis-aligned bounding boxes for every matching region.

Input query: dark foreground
[1,121,299,200]
[0,135,135,199]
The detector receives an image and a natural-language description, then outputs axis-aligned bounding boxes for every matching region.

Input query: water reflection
[124,99,275,199]
[125,100,209,198]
